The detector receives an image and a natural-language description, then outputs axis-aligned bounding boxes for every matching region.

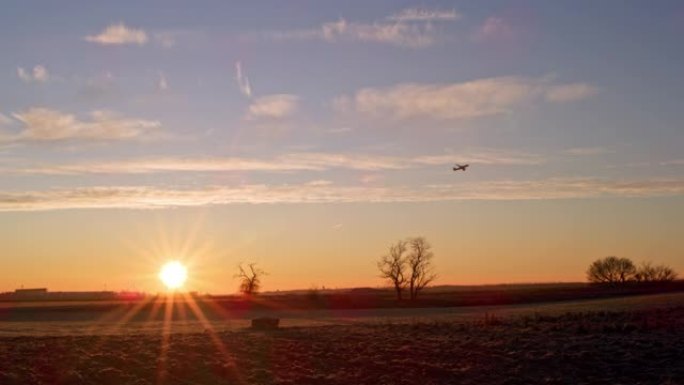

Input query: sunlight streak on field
[157,294,174,384]
[184,293,247,384]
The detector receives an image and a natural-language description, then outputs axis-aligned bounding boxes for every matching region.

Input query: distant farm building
[0,288,137,301]
[13,288,48,298]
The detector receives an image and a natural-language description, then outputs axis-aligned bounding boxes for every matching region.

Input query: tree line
[587,256,677,284]
[233,247,677,297]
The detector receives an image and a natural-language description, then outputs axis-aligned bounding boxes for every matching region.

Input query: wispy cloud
[4,149,542,176]
[77,71,118,100]
[661,159,684,166]
[2,108,161,142]
[413,148,543,166]
[0,177,681,211]
[0,113,12,126]
[338,76,597,120]
[273,19,436,48]
[281,152,408,170]
[247,94,299,119]
[154,32,176,48]
[235,61,252,98]
[327,126,353,134]
[85,23,148,45]
[12,157,324,175]
[475,17,515,42]
[156,72,169,92]
[268,8,461,48]
[564,147,614,156]
[17,65,49,83]
[545,83,598,102]
[388,8,461,22]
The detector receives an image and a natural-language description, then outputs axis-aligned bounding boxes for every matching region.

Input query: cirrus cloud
[268,7,461,48]
[3,148,543,176]
[388,8,461,22]
[272,18,437,48]
[0,177,682,212]
[337,76,598,120]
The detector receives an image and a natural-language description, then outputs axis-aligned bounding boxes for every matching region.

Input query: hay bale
[251,317,280,330]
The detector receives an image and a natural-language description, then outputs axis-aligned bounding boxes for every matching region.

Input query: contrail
[235,61,252,98]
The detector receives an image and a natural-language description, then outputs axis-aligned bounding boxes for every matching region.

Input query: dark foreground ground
[1,304,682,385]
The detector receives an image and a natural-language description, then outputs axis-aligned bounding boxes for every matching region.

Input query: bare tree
[406,237,436,300]
[652,264,678,281]
[635,262,656,282]
[587,256,636,284]
[378,240,408,300]
[235,263,266,295]
[635,262,678,282]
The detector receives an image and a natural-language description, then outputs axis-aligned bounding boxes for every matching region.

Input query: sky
[0,1,683,293]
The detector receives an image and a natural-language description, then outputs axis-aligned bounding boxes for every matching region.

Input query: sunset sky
[1,1,683,293]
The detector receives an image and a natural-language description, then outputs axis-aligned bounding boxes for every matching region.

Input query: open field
[1,292,683,384]
[1,287,684,336]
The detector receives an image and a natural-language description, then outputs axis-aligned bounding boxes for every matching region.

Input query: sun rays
[68,211,319,384]
[68,212,252,384]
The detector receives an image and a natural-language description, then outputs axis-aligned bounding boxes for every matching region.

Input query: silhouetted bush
[635,262,678,282]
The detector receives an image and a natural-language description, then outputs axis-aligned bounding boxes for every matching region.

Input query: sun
[159,261,188,290]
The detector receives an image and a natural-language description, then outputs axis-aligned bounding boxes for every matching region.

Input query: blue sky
[0,1,683,291]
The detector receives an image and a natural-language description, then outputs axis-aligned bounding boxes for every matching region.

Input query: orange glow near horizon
[0,199,683,293]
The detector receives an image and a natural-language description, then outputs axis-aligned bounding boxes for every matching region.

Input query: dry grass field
[1,292,683,384]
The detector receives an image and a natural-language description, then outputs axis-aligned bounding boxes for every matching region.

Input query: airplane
[452,164,469,172]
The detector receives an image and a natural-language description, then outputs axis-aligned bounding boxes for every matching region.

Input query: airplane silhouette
[453,164,469,172]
